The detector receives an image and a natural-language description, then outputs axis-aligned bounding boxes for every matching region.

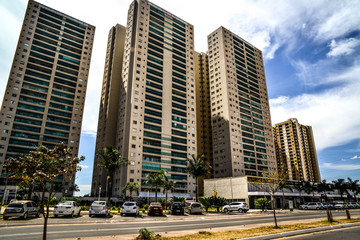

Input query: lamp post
[105,176,110,200]
[98,186,102,201]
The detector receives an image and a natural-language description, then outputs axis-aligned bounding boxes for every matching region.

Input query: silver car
[222,202,249,213]
[54,201,81,217]
[186,202,203,214]
[3,200,40,220]
[300,202,323,210]
[89,201,111,217]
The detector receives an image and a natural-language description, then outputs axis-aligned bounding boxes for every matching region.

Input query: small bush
[81,206,89,211]
[136,228,158,240]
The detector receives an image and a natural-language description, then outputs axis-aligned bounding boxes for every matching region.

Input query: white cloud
[350,155,360,160]
[327,38,360,57]
[270,63,360,151]
[79,165,89,169]
[322,162,360,171]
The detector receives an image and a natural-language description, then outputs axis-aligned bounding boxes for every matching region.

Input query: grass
[159,218,360,240]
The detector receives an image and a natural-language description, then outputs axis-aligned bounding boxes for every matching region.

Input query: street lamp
[98,185,102,201]
[105,176,110,199]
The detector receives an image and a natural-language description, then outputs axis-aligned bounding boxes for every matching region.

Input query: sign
[289,200,294,212]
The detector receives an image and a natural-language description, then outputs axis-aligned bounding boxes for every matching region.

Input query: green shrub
[81,206,89,211]
[136,228,156,240]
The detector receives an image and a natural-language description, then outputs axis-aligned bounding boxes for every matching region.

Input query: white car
[222,202,249,213]
[54,201,81,217]
[120,202,140,216]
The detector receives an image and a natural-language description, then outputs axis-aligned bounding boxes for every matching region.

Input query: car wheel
[89,214,93,218]
[36,211,41,218]
[223,208,229,213]
[54,214,58,218]
[304,207,308,210]
[77,210,81,217]
[120,213,124,216]
[22,212,28,220]
[316,207,319,210]
[3,216,9,220]
[238,209,243,213]
[71,211,74,217]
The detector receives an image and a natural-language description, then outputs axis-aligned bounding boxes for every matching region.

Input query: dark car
[171,202,185,215]
[148,202,163,216]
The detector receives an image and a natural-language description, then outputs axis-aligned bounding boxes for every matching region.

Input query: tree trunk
[282,190,285,209]
[155,186,158,202]
[195,177,198,202]
[107,173,113,203]
[272,195,278,228]
[165,192,168,210]
[28,184,33,200]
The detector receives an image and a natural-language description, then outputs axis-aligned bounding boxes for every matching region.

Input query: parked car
[89,201,111,217]
[148,202,163,216]
[171,202,185,215]
[186,202,203,214]
[120,202,140,216]
[349,202,360,209]
[321,202,335,209]
[333,201,345,209]
[222,202,249,213]
[54,201,81,217]
[300,202,323,210]
[3,200,40,220]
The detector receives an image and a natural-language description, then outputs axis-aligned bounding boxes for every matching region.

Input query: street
[277,225,360,240]
[0,210,359,239]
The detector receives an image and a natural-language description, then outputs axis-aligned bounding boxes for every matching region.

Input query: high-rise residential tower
[0,0,95,196]
[91,0,196,197]
[194,52,213,195]
[207,27,276,178]
[91,24,126,197]
[273,118,321,182]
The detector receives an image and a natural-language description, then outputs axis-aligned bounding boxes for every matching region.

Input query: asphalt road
[0,211,359,240]
[277,225,360,240]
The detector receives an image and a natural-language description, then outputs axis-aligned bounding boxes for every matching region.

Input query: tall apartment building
[0,0,95,196]
[91,0,196,197]
[194,52,213,195]
[207,27,276,179]
[91,24,126,196]
[273,118,321,182]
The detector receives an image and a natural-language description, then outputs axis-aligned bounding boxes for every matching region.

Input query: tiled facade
[273,118,321,182]
[0,0,95,195]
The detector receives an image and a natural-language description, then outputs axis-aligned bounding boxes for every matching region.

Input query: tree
[122,182,140,201]
[145,169,166,201]
[185,154,211,202]
[278,180,292,209]
[255,198,271,212]
[199,197,212,212]
[96,146,129,203]
[294,181,304,207]
[332,179,349,200]
[347,178,359,201]
[250,171,288,228]
[5,143,83,240]
[316,180,334,222]
[162,176,175,210]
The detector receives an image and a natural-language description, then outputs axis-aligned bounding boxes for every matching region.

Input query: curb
[237,222,360,240]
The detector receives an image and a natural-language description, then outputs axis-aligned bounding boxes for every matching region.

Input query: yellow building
[273,118,321,182]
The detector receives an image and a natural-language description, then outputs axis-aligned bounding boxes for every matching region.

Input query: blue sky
[1,0,359,196]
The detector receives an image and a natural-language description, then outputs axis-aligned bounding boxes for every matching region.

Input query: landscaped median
[141,218,360,240]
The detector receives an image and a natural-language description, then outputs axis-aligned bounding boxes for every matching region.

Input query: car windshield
[124,202,135,206]
[192,204,201,208]
[58,202,72,206]
[150,203,161,206]
[92,201,106,205]
[8,203,23,208]
[173,203,182,207]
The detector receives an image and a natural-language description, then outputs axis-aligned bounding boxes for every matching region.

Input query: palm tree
[122,182,140,201]
[309,182,318,202]
[162,176,175,210]
[316,180,334,222]
[96,146,129,203]
[347,177,359,201]
[294,181,304,207]
[332,179,349,200]
[146,169,166,201]
[278,180,292,209]
[185,154,211,202]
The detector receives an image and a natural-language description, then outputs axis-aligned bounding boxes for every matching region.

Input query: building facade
[0,0,95,196]
[273,118,321,182]
[91,24,126,196]
[206,27,276,179]
[91,0,196,197]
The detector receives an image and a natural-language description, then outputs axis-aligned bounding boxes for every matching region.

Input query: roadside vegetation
[155,217,360,240]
